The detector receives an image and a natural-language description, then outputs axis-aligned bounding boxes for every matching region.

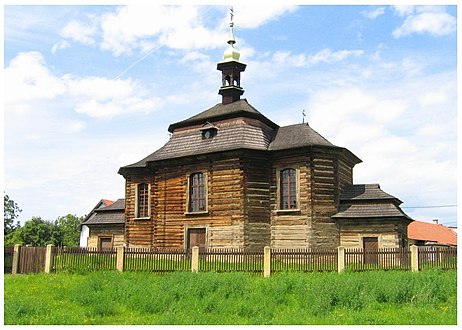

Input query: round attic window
[202,128,216,139]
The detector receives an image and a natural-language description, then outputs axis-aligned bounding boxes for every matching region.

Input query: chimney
[432,218,439,225]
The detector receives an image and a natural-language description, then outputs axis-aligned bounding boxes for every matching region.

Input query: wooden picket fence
[124,247,191,272]
[5,245,457,275]
[199,248,264,273]
[271,248,337,272]
[345,247,411,271]
[53,246,117,272]
[418,246,457,270]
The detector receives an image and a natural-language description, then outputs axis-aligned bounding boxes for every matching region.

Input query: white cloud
[393,5,415,17]
[256,48,364,71]
[361,7,385,20]
[95,5,297,56]
[100,5,225,56]
[393,7,456,38]
[232,5,297,29]
[51,40,70,54]
[308,49,364,65]
[5,51,164,119]
[61,20,97,45]
[4,52,66,111]
[306,71,456,220]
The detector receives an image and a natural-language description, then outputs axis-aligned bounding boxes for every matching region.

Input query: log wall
[339,218,406,249]
[242,156,271,250]
[270,155,312,249]
[87,225,125,249]
[124,147,360,250]
[125,158,247,249]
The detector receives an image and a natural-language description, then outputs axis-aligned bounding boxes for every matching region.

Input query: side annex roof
[332,184,411,219]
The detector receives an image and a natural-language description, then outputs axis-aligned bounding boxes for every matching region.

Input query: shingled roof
[96,198,125,212]
[168,99,277,132]
[119,99,361,173]
[84,199,125,226]
[332,184,411,219]
[269,123,335,150]
[339,184,401,203]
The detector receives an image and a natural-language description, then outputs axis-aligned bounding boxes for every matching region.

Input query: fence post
[410,245,419,272]
[338,246,345,273]
[44,244,54,273]
[264,246,271,277]
[116,246,125,272]
[191,246,199,273]
[12,244,21,275]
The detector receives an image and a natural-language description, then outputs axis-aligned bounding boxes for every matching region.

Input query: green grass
[4,270,457,325]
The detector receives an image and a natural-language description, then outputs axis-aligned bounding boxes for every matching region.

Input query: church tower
[217,9,246,104]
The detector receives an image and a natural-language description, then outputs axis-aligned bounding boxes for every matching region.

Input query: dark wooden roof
[269,123,334,150]
[120,100,361,173]
[168,99,278,133]
[339,184,400,202]
[123,120,274,168]
[96,198,125,212]
[84,212,125,226]
[332,202,411,219]
[332,184,411,220]
[84,199,125,226]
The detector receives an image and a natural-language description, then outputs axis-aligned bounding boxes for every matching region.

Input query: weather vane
[302,109,306,123]
[230,6,234,22]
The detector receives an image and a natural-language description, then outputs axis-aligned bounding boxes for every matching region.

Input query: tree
[54,214,83,247]
[16,217,63,246]
[4,194,22,235]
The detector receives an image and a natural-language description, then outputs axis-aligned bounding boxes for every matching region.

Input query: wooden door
[363,237,378,264]
[99,237,113,251]
[188,228,206,251]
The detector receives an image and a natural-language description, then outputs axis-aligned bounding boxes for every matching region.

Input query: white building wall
[79,225,89,247]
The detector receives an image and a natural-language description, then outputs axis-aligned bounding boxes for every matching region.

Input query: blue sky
[3,3,458,228]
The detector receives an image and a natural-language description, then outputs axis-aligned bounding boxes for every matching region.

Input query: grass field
[4,270,457,325]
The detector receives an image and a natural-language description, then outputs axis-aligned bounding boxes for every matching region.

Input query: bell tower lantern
[217,8,246,104]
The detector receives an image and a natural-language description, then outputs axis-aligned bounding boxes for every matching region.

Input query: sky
[2,2,458,228]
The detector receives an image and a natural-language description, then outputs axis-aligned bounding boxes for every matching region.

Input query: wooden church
[117,17,412,252]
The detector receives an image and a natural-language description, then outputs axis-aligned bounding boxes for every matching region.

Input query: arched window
[280,168,297,209]
[137,183,149,218]
[189,173,206,212]
[225,75,231,86]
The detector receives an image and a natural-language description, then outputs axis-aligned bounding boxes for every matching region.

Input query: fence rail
[271,248,337,272]
[6,245,457,275]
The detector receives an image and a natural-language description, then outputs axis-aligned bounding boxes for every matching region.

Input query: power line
[402,205,457,209]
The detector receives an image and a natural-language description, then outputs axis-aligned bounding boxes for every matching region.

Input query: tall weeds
[4,270,457,325]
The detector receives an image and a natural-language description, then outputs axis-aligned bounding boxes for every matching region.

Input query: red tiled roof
[408,220,457,246]
[101,199,114,207]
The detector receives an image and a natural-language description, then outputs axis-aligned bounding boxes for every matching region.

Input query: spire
[217,7,247,104]
[223,7,240,62]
